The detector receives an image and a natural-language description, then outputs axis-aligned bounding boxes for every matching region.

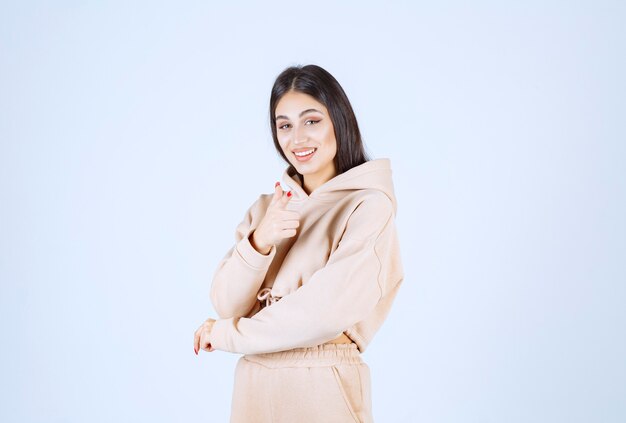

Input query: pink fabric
[209,158,404,355]
[230,343,373,423]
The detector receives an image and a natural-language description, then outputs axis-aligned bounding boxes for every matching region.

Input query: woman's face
[274,90,337,183]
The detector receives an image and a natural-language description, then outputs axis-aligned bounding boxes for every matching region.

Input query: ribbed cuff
[235,232,276,269]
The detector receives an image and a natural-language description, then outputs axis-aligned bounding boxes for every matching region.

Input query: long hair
[269,64,370,183]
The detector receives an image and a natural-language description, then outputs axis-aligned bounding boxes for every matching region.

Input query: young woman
[194,64,404,422]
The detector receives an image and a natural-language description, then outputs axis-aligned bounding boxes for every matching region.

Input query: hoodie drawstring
[257,287,282,309]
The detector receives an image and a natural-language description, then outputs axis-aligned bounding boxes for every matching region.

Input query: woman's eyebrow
[275,108,323,121]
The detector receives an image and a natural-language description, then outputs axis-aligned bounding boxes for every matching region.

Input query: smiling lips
[293,147,317,162]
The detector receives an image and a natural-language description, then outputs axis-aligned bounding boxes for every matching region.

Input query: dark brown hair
[269,64,370,183]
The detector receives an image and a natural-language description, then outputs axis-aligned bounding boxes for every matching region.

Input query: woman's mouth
[293,147,317,162]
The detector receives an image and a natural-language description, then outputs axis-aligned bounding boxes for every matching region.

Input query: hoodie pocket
[330,364,362,422]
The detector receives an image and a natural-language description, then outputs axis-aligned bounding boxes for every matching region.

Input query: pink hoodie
[208,158,404,354]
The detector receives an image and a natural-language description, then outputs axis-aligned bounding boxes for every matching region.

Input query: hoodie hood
[281,158,398,214]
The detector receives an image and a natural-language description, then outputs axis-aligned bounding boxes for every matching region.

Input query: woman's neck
[302,167,337,195]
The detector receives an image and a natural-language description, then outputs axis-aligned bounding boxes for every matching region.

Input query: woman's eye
[278,120,319,130]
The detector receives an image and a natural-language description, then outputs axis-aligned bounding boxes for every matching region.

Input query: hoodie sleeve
[209,195,277,319]
[209,193,395,354]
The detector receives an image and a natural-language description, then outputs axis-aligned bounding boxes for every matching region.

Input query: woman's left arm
[208,193,399,355]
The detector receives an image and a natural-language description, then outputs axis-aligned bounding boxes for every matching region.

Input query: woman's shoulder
[340,190,395,242]
[350,189,394,213]
[256,193,274,209]
[245,193,272,214]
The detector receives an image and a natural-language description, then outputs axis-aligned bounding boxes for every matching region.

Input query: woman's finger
[193,328,200,355]
[278,190,292,208]
[269,181,283,206]
[200,331,212,352]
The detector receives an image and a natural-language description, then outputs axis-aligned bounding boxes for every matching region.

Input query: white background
[1,1,624,422]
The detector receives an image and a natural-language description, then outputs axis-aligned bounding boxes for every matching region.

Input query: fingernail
[287,191,292,197]
[275,181,280,187]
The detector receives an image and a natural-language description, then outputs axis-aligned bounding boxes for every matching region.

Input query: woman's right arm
[209,195,277,319]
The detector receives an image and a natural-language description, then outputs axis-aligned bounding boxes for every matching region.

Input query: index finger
[269,181,284,206]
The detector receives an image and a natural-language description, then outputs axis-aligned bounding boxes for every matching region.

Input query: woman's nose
[293,125,307,144]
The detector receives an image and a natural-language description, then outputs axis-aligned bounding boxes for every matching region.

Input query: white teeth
[294,148,316,157]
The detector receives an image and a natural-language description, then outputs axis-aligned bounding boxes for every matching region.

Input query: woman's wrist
[249,231,272,255]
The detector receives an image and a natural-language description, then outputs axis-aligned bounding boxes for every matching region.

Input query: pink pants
[230,343,374,422]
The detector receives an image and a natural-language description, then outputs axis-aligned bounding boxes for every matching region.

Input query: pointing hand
[250,182,300,254]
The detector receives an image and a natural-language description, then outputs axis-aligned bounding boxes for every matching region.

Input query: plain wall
[1,1,624,422]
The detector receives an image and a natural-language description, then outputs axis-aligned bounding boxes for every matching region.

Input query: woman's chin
[292,163,318,175]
